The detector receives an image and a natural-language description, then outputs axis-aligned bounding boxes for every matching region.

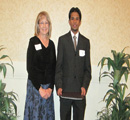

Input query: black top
[27,36,56,90]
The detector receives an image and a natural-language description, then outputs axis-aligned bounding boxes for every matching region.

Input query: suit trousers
[60,97,86,120]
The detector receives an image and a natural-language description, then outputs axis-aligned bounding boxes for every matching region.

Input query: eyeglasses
[39,22,49,25]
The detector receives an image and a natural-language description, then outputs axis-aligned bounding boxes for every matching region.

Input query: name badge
[34,44,42,51]
[79,50,85,57]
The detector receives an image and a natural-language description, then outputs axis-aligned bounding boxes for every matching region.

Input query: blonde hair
[34,11,52,39]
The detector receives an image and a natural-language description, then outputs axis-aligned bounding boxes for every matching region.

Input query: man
[55,7,91,120]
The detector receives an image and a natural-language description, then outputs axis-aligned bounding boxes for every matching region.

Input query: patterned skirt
[24,79,55,120]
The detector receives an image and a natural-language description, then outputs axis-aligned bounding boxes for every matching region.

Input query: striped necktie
[73,36,77,51]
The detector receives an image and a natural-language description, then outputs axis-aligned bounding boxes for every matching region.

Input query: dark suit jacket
[55,32,91,93]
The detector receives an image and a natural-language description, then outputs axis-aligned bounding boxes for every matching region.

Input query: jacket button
[74,76,76,79]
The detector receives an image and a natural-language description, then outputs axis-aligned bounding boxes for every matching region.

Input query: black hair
[69,7,82,20]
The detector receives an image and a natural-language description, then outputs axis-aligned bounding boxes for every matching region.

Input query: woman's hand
[39,87,52,99]
[46,88,52,98]
[39,87,47,99]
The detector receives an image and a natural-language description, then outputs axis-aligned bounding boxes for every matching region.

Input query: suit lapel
[76,33,82,51]
[67,32,75,51]
[66,32,83,52]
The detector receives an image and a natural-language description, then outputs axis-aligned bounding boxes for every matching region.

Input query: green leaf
[103,89,116,101]
[5,63,14,74]
[8,98,17,115]
[106,94,116,107]
[0,55,9,60]
[0,55,13,65]
[0,63,14,78]
[98,57,107,68]
[0,45,5,51]
[101,74,114,81]
[0,63,7,78]
[123,86,126,100]
[120,67,128,82]
[0,66,3,72]
[7,91,18,101]
[111,50,117,64]
[3,97,9,113]
[121,46,129,53]
[124,71,128,82]
[1,82,6,91]
[117,84,124,101]
[107,58,115,71]
[125,57,130,70]
[0,79,2,91]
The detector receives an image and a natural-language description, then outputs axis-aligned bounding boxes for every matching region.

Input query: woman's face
[38,16,49,36]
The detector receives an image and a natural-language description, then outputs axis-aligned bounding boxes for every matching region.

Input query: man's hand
[81,87,86,96]
[57,88,62,96]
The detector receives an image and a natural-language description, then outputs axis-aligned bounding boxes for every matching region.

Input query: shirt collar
[70,31,79,39]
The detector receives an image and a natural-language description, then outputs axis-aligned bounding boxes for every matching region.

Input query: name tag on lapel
[34,44,42,51]
[79,50,85,57]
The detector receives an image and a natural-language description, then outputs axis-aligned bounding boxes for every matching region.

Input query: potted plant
[97,47,130,120]
[0,45,17,120]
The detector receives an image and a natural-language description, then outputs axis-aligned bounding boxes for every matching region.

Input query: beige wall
[0,0,130,64]
[0,0,130,120]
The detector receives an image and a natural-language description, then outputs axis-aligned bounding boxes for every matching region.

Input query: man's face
[69,12,81,34]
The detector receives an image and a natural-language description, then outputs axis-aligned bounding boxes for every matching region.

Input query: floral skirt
[24,79,55,120]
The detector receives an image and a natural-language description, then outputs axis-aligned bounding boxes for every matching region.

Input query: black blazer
[55,32,91,93]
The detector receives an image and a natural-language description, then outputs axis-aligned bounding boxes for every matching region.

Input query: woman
[24,11,56,120]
